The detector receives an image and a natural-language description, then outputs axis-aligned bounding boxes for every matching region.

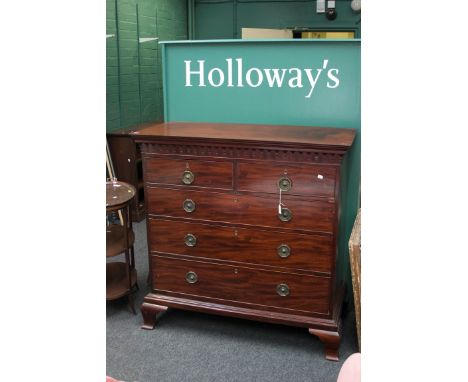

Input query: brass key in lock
[278,207,292,222]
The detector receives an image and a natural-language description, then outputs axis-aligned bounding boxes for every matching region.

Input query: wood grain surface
[132,121,355,149]
[146,186,335,233]
[151,255,330,315]
[144,157,233,190]
[237,161,336,198]
[148,218,333,274]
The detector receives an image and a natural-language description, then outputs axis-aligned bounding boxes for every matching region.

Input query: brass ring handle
[278,207,292,222]
[277,283,290,297]
[183,199,196,213]
[277,244,291,258]
[186,271,198,284]
[182,170,195,185]
[184,233,197,247]
[278,176,292,192]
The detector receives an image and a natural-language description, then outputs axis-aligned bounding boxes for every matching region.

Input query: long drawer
[152,255,330,315]
[148,218,333,274]
[144,157,233,190]
[146,187,335,233]
[237,161,336,198]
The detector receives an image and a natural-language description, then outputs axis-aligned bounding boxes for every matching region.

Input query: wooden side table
[107,127,147,222]
[106,180,138,314]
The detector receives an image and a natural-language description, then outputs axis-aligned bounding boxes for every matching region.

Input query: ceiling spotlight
[351,0,361,12]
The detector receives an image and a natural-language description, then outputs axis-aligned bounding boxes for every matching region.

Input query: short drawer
[237,162,336,198]
[149,218,333,274]
[152,255,330,315]
[146,187,335,233]
[144,157,233,190]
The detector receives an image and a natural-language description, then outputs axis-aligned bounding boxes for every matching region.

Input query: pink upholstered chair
[337,353,361,382]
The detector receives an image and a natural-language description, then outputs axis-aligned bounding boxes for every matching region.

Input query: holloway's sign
[184,58,340,98]
[160,40,360,127]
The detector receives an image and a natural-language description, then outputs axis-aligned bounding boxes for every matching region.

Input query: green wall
[106,0,187,132]
[193,0,361,40]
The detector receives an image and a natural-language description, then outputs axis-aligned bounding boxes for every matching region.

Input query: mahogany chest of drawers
[133,122,355,361]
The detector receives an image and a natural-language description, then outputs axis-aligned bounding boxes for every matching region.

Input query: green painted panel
[119,29,138,39]
[119,74,139,85]
[106,67,119,78]
[195,0,361,39]
[162,40,359,127]
[106,0,188,131]
[106,0,116,19]
[118,21,138,31]
[195,2,235,39]
[106,45,118,56]
[161,39,360,299]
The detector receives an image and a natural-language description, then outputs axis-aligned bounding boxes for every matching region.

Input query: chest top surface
[131,122,355,150]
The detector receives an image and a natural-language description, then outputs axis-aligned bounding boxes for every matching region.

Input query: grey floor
[107,220,359,382]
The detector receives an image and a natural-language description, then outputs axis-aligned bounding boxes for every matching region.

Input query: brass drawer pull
[186,271,198,284]
[277,283,290,297]
[184,233,197,247]
[182,169,195,185]
[278,176,292,192]
[183,199,196,213]
[278,207,292,222]
[277,244,291,258]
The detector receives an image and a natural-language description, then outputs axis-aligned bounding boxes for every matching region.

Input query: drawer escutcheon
[276,283,290,297]
[182,169,195,185]
[278,207,292,222]
[183,199,196,213]
[278,176,292,192]
[186,271,198,284]
[277,244,291,258]
[184,233,197,247]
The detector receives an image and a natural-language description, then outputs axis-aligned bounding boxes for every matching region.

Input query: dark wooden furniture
[133,122,355,360]
[106,180,138,313]
[107,128,146,222]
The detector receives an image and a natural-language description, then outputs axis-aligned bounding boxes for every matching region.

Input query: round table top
[106,180,136,208]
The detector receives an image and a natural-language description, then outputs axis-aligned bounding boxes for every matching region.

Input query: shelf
[106,224,135,257]
[106,262,137,300]
[106,181,136,209]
